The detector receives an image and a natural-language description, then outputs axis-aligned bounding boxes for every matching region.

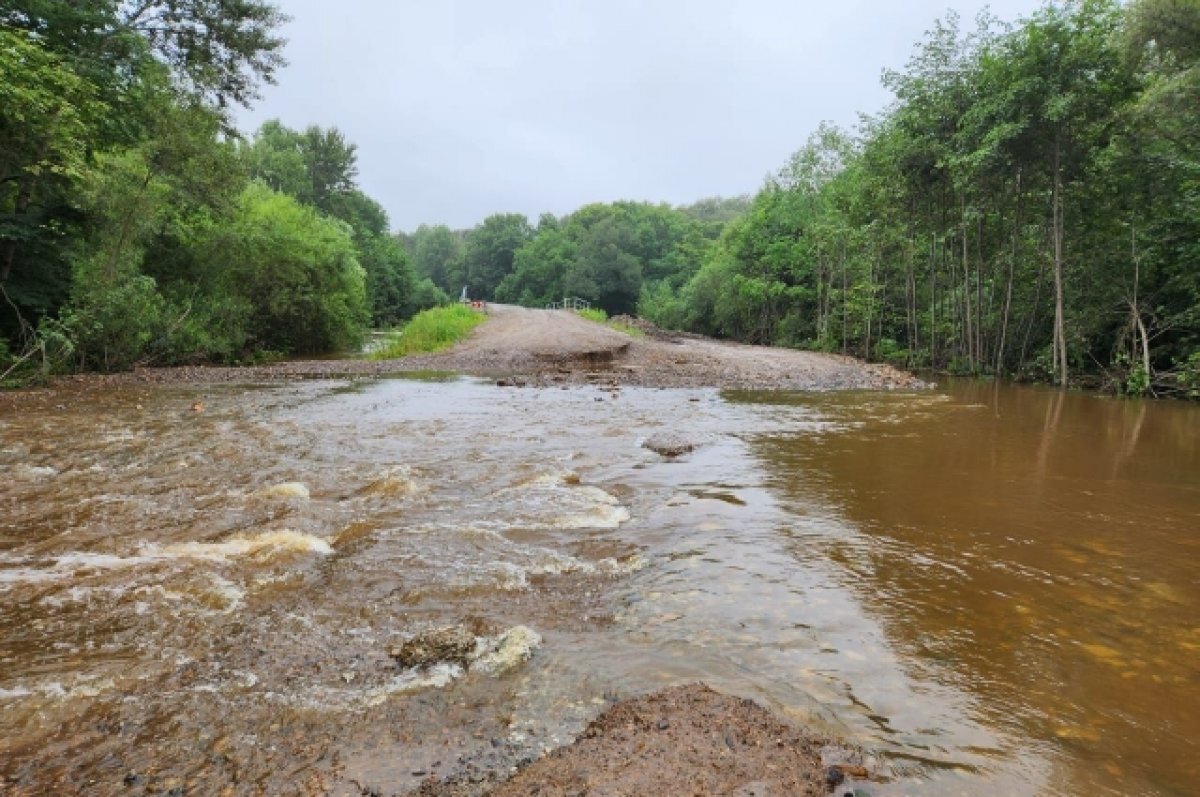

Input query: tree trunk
[841,240,848,354]
[961,198,974,371]
[1130,223,1152,392]
[1052,140,1068,387]
[996,168,1022,375]
[930,236,938,366]
[907,232,918,362]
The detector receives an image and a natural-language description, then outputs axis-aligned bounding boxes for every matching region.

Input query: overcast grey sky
[237,0,1047,232]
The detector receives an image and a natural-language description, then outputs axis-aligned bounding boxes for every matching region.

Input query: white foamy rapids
[356,466,421,498]
[136,574,246,614]
[274,625,542,710]
[493,472,630,530]
[596,553,650,575]
[0,531,333,587]
[362,662,464,706]
[0,676,114,702]
[0,552,143,586]
[253,482,310,500]
[159,530,333,560]
[12,463,59,481]
[460,527,647,591]
[471,625,542,675]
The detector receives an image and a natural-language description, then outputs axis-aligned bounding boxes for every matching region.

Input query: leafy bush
[370,304,485,359]
[874,337,910,367]
[1176,352,1200,399]
[208,183,369,354]
[62,274,170,371]
[637,279,688,331]
[410,278,450,314]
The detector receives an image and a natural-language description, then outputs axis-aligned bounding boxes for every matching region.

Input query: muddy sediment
[408,684,835,797]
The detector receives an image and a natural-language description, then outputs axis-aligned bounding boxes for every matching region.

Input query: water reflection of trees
[747,382,1200,795]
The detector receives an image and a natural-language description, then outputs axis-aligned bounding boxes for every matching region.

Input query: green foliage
[1177,352,1200,398]
[411,278,451,312]
[241,120,420,326]
[0,0,305,378]
[411,224,466,294]
[486,200,718,314]
[637,0,1197,396]
[208,183,368,354]
[59,273,170,371]
[608,320,645,339]
[462,213,533,300]
[1,0,287,114]
[577,308,608,323]
[371,304,485,359]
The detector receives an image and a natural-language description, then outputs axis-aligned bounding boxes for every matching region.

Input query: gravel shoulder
[29,304,925,392]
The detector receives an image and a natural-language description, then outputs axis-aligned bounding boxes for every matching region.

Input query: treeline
[409,0,1197,396]
[643,0,1199,396]
[6,0,1197,397]
[1,1,439,381]
[400,196,750,315]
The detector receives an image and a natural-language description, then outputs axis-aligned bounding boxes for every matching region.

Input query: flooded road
[2,376,1197,795]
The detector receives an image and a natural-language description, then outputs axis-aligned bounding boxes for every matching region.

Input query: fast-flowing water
[1,376,1196,796]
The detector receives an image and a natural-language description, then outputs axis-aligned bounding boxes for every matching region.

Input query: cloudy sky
[237,0,1046,232]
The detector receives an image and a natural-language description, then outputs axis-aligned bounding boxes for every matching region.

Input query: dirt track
[43,304,924,391]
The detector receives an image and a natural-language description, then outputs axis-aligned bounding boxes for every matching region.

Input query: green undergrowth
[609,321,645,338]
[577,308,608,323]
[576,307,645,338]
[371,304,486,359]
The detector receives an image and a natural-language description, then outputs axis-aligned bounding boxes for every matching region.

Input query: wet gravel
[407,684,834,797]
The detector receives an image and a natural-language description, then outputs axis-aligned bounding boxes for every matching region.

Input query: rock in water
[643,433,696,458]
[390,626,477,669]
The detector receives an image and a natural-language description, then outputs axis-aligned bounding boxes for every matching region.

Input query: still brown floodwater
[1,376,1196,795]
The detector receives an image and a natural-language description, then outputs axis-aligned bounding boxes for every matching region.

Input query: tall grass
[576,307,644,337]
[371,304,485,359]
[577,308,608,323]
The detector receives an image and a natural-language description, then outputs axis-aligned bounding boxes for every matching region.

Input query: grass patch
[371,304,486,359]
[609,321,645,338]
[575,307,646,338]
[577,307,608,323]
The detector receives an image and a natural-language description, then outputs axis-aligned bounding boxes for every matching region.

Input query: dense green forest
[3,0,1198,396]
[399,196,749,314]
[0,0,442,379]
[657,0,1196,396]
[403,0,1198,396]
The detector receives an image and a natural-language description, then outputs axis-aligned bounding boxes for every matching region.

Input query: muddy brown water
[1,376,1197,796]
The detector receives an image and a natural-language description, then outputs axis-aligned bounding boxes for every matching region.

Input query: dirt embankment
[407,684,860,797]
[35,305,926,392]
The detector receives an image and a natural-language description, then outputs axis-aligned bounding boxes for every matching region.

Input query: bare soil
[33,304,925,392]
[407,684,835,797]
